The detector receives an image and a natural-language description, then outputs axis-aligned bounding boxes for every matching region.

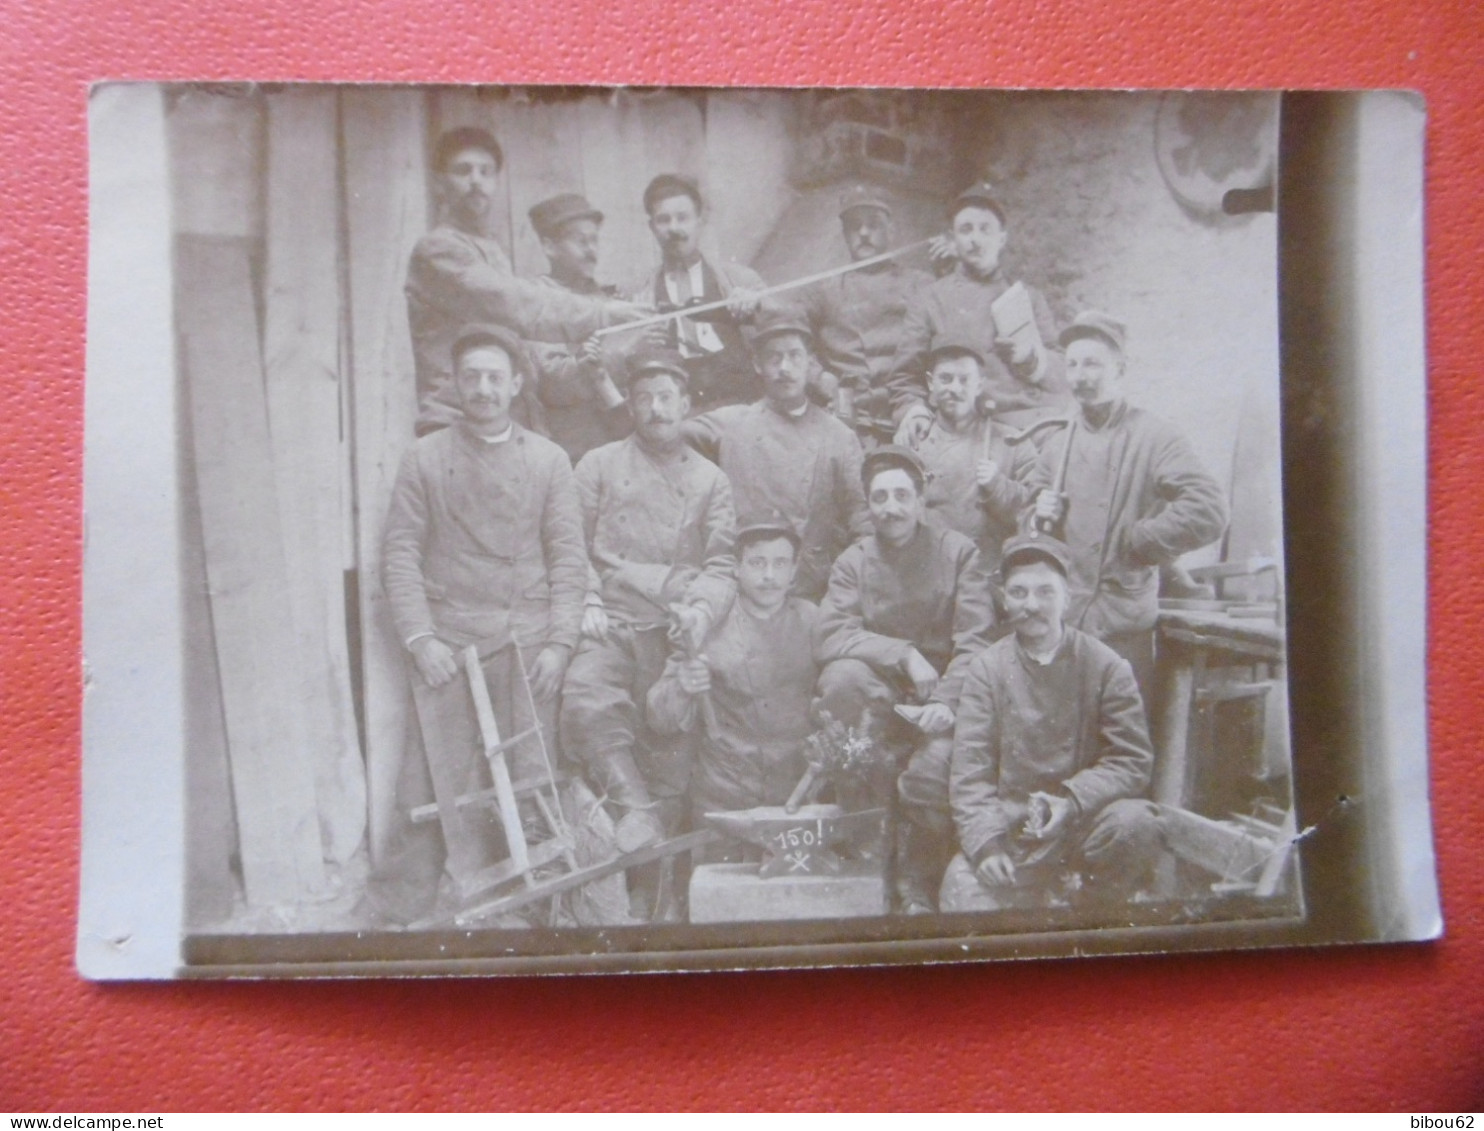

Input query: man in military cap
[405,128,646,436]
[646,509,822,849]
[814,444,996,913]
[682,311,869,601]
[369,323,589,922]
[940,534,1158,912]
[908,336,1046,577]
[522,191,633,464]
[1029,311,1228,709]
[561,345,737,898]
[632,173,767,411]
[799,183,933,446]
[888,181,1069,441]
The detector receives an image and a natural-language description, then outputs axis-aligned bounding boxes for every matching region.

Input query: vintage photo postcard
[79,84,1437,978]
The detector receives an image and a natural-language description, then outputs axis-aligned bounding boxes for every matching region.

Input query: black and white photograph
[79,83,1436,977]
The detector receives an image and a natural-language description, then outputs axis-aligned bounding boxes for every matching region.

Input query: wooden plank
[179,360,238,928]
[166,86,264,239]
[263,88,367,866]
[341,87,430,862]
[455,829,722,927]
[410,673,505,889]
[463,646,529,874]
[577,91,659,292]
[494,96,586,277]
[178,237,327,906]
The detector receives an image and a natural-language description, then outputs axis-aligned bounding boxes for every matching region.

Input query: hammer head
[1003,416,1074,446]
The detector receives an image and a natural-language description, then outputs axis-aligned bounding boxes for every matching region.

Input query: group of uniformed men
[369,124,1231,925]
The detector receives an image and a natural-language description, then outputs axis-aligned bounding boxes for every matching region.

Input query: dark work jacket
[949,627,1153,867]
[816,523,996,712]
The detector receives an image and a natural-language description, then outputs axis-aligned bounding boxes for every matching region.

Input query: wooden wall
[170,84,797,918]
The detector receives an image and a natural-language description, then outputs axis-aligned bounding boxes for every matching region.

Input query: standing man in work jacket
[814,445,996,913]
[561,346,737,889]
[632,173,767,411]
[369,323,588,924]
[405,127,646,436]
[798,183,931,447]
[682,311,870,601]
[909,336,1046,578]
[1030,311,1229,711]
[889,181,1069,441]
[524,192,632,464]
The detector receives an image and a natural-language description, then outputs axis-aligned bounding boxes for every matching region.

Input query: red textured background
[3,0,1481,1112]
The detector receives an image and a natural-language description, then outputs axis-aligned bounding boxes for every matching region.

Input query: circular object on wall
[1155,91,1279,220]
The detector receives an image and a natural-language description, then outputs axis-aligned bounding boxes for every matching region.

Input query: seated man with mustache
[646,510,821,856]
[940,534,1158,913]
[814,445,996,914]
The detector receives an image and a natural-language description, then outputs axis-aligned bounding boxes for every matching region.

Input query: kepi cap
[735,507,802,551]
[861,444,927,494]
[838,183,893,220]
[1000,533,1073,579]
[1058,310,1128,354]
[748,309,814,351]
[925,334,987,369]
[624,344,690,389]
[450,322,527,375]
[950,180,1007,225]
[529,192,603,239]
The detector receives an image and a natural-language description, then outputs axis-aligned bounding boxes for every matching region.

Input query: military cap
[949,180,1008,225]
[925,335,987,369]
[1058,310,1128,354]
[735,507,802,552]
[838,183,893,220]
[1000,533,1073,580]
[861,444,928,494]
[450,322,527,375]
[528,192,603,239]
[748,309,815,351]
[643,172,704,215]
[624,344,691,390]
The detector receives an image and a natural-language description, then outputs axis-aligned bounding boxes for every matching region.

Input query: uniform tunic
[405,224,623,434]
[383,422,587,652]
[646,595,821,813]
[914,413,1045,572]
[561,435,737,790]
[948,627,1154,876]
[684,400,869,600]
[800,261,931,438]
[1036,399,1228,641]
[887,265,1069,427]
[572,435,736,628]
[527,273,632,464]
[816,523,996,713]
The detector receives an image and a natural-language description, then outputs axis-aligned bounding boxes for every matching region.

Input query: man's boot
[893,816,951,915]
[591,747,664,853]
